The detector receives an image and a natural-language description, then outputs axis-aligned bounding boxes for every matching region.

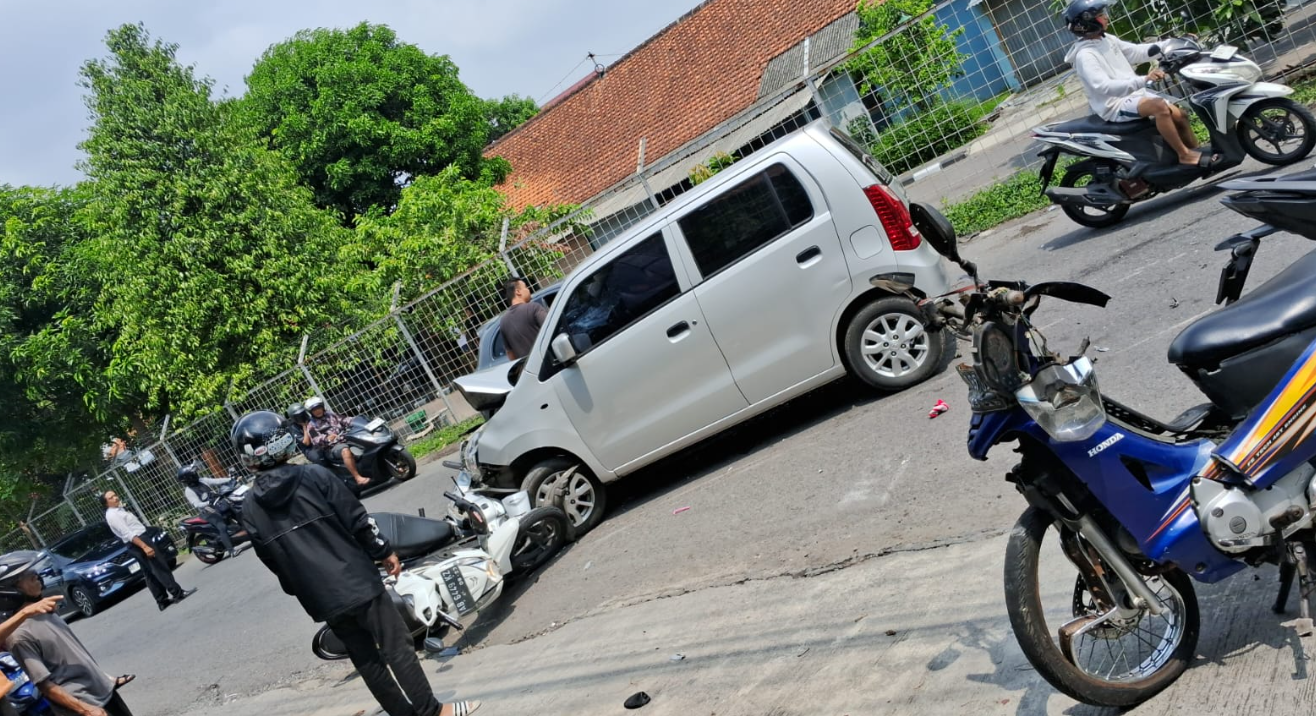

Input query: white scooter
[310,478,569,660]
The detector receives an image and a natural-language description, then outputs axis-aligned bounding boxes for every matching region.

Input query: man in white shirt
[1063,0,1221,169]
[100,491,195,611]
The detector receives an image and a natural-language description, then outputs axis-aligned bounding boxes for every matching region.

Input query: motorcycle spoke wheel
[1063,575,1188,683]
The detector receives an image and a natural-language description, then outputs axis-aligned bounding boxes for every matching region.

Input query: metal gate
[977,0,1072,87]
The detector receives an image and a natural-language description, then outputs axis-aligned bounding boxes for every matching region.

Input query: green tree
[72,24,358,419]
[847,0,966,112]
[484,94,539,142]
[241,23,505,218]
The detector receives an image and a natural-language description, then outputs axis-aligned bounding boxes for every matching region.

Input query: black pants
[126,543,184,606]
[105,691,133,716]
[200,509,235,553]
[327,592,439,716]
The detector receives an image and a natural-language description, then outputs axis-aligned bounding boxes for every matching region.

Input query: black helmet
[176,460,201,485]
[0,552,42,613]
[1064,0,1112,35]
[231,410,298,470]
[287,402,310,425]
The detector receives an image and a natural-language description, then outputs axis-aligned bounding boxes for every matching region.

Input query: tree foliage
[485,94,539,142]
[72,24,359,419]
[241,23,506,219]
[848,0,966,112]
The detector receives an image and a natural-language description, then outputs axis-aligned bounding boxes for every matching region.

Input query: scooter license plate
[128,561,141,574]
[440,567,476,615]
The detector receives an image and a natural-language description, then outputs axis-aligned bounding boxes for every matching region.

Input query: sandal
[114,674,135,689]
[1196,152,1224,170]
[445,701,481,716]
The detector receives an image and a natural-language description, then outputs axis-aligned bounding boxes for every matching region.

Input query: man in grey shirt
[0,553,134,715]
[499,277,548,360]
[101,491,194,611]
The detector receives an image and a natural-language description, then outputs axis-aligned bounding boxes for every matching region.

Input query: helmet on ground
[1064,0,1112,35]
[231,410,298,470]
[0,552,42,614]
[176,460,201,485]
[286,402,310,425]
[305,396,326,415]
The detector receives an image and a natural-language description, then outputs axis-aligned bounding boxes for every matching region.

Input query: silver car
[455,121,957,534]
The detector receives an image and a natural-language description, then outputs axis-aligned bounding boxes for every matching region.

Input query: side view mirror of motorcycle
[910,202,979,284]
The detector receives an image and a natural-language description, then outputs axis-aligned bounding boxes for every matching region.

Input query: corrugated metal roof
[757,12,860,98]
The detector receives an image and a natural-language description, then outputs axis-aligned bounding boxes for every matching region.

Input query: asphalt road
[64,155,1316,716]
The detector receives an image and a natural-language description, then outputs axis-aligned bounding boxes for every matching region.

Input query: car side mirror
[551,334,579,366]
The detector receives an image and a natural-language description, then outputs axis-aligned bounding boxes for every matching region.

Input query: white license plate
[366,418,386,431]
[1211,44,1238,60]
[128,562,141,574]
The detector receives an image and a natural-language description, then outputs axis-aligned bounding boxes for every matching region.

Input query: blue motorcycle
[0,651,50,715]
[908,167,1316,706]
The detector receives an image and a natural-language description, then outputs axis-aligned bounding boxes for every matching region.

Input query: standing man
[0,553,136,715]
[233,410,479,716]
[499,277,547,361]
[303,397,369,487]
[100,491,195,611]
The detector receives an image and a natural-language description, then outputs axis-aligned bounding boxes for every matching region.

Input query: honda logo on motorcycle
[1087,433,1124,458]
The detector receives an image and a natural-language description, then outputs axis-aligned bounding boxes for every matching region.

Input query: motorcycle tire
[509,506,571,575]
[1059,160,1129,229]
[385,448,418,482]
[191,536,225,565]
[1003,506,1199,707]
[311,625,351,661]
[1238,97,1316,166]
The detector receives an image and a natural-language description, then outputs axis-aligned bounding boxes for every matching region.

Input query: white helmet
[305,396,326,413]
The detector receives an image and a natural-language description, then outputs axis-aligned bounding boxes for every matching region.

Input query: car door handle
[666,321,691,340]
[796,246,822,267]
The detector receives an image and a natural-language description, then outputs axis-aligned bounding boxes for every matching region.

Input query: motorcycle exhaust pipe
[1045,186,1127,207]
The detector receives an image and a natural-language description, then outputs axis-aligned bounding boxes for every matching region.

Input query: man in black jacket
[232,410,480,716]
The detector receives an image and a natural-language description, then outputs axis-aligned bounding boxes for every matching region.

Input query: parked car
[20,522,178,618]
[454,120,957,535]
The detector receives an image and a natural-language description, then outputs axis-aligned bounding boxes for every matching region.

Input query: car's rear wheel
[844,296,951,391]
[69,586,96,619]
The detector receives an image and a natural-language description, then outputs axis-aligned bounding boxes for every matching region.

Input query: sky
[0,0,706,188]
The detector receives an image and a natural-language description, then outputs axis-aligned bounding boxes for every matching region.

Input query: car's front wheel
[69,586,96,619]
[522,457,607,537]
[843,296,951,391]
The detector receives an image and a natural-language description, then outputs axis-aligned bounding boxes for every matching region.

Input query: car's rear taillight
[863,185,921,251]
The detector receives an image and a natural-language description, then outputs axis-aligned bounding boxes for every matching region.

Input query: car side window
[677,163,814,277]
[553,233,680,355]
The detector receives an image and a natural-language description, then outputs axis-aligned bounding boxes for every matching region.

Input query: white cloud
[0,0,703,186]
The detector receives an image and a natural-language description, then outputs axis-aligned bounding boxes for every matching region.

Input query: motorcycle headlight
[1015,357,1106,442]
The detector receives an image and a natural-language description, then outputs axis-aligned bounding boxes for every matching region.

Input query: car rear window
[828,126,894,185]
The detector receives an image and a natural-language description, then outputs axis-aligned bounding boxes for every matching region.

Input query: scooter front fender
[486,519,520,574]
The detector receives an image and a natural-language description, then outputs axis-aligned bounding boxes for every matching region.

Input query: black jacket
[240,463,391,622]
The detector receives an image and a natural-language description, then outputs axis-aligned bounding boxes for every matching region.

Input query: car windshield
[48,524,118,561]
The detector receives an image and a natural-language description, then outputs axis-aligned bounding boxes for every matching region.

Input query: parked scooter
[1034,37,1315,228]
[177,479,252,565]
[910,169,1316,706]
[0,651,50,715]
[306,416,418,495]
[309,479,569,660]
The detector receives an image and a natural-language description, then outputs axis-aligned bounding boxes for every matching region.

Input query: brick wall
[486,0,856,210]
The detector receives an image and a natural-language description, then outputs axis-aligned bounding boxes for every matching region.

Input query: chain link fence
[9,0,1316,553]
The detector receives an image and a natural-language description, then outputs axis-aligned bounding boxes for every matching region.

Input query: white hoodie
[1065,34,1159,121]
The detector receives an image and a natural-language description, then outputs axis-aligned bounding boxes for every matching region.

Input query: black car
[22,522,178,618]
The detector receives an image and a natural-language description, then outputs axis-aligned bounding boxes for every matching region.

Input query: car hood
[453,360,520,413]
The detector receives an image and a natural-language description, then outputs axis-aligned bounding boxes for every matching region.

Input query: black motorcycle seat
[370,512,456,560]
[1169,249,1316,367]
[1046,114,1155,136]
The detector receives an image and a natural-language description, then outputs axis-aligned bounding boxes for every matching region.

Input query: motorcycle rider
[285,402,326,465]
[233,410,479,716]
[1063,0,1221,169]
[177,462,238,559]
[302,397,370,488]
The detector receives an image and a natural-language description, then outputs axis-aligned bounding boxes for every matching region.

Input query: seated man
[1063,0,1220,168]
[176,462,238,559]
[303,397,369,487]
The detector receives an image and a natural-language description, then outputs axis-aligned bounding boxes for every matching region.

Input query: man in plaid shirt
[302,397,370,487]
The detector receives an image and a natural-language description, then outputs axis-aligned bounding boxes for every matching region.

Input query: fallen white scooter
[310,479,569,660]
